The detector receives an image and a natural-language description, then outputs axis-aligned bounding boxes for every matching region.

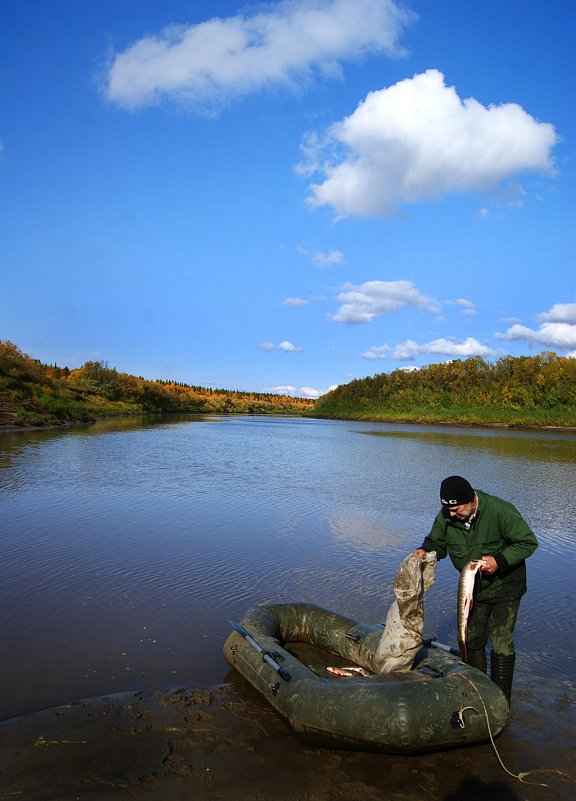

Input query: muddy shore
[0,672,573,801]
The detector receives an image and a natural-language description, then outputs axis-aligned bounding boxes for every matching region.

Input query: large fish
[457,560,486,663]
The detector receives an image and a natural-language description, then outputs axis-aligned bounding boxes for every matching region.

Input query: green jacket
[421,489,538,602]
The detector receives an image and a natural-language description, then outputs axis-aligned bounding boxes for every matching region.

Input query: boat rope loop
[451,673,576,792]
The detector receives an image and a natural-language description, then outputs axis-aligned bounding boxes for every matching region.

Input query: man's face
[447,500,475,521]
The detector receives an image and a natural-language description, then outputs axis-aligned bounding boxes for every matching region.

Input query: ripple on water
[0,416,575,719]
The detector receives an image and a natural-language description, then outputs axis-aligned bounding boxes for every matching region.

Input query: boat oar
[423,636,460,657]
[227,619,291,682]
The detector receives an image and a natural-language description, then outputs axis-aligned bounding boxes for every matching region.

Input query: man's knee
[490,632,515,656]
[489,601,520,656]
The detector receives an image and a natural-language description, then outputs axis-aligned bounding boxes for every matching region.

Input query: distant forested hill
[313,354,576,428]
[3,342,574,431]
[0,341,315,429]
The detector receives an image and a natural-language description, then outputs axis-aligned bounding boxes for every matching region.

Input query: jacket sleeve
[493,504,538,571]
[420,512,448,560]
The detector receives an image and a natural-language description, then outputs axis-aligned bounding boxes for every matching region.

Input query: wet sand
[0,672,573,801]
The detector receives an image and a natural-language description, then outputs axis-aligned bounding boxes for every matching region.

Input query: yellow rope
[451,673,575,791]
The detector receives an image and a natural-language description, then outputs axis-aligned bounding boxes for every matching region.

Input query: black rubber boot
[490,651,515,705]
[465,647,487,674]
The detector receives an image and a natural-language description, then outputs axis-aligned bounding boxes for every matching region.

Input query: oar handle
[423,636,460,656]
[227,619,291,681]
[268,660,291,682]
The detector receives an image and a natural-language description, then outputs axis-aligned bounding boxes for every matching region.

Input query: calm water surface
[1,415,575,720]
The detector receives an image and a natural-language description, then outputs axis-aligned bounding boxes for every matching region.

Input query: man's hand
[413,548,427,559]
[480,555,498,575]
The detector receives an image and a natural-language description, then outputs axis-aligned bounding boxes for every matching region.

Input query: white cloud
[313,249,345,267]
[361,345,390,360]
[270,384,298,393]
[536,303,576,324]
[278,340,302,352]
[259,340,302,352]
[282,297,311,307]
[496,303,576,350]
[307,383,339,397]
[299,246,346,267]
[300,69,558,218]
[268,384,338,398]
[391,337,495,361]
[456,298,477,317]
[496,322,576,350]
[105,0,414,110]
[330,279,440,324]
[300,386,322,398]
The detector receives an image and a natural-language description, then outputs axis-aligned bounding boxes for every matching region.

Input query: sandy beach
[0,670,573,801]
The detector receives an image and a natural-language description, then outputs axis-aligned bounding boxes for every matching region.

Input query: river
[1,414,574,720]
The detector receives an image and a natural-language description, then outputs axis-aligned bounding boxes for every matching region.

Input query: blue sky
[1,0,574,397]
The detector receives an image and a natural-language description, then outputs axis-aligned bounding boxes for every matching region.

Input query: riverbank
[1,672,574,801]
[313,415,576,433]
[2,413,575,436]
[3,342,576,432]
[309,407,576,430]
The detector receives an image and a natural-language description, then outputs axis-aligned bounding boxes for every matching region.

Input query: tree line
[313,353,576,427]
[2,341,574,430]
[0,341,315,428]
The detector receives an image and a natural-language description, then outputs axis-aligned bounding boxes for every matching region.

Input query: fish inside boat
[223,602,510,754]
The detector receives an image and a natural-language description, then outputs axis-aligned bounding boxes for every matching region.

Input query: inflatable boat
[223,602,509,754]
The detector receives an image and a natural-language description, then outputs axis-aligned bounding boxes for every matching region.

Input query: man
[414,475,538,704]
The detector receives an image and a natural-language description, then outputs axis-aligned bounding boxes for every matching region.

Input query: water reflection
[359,427,576,463]
[328,510,410,552]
